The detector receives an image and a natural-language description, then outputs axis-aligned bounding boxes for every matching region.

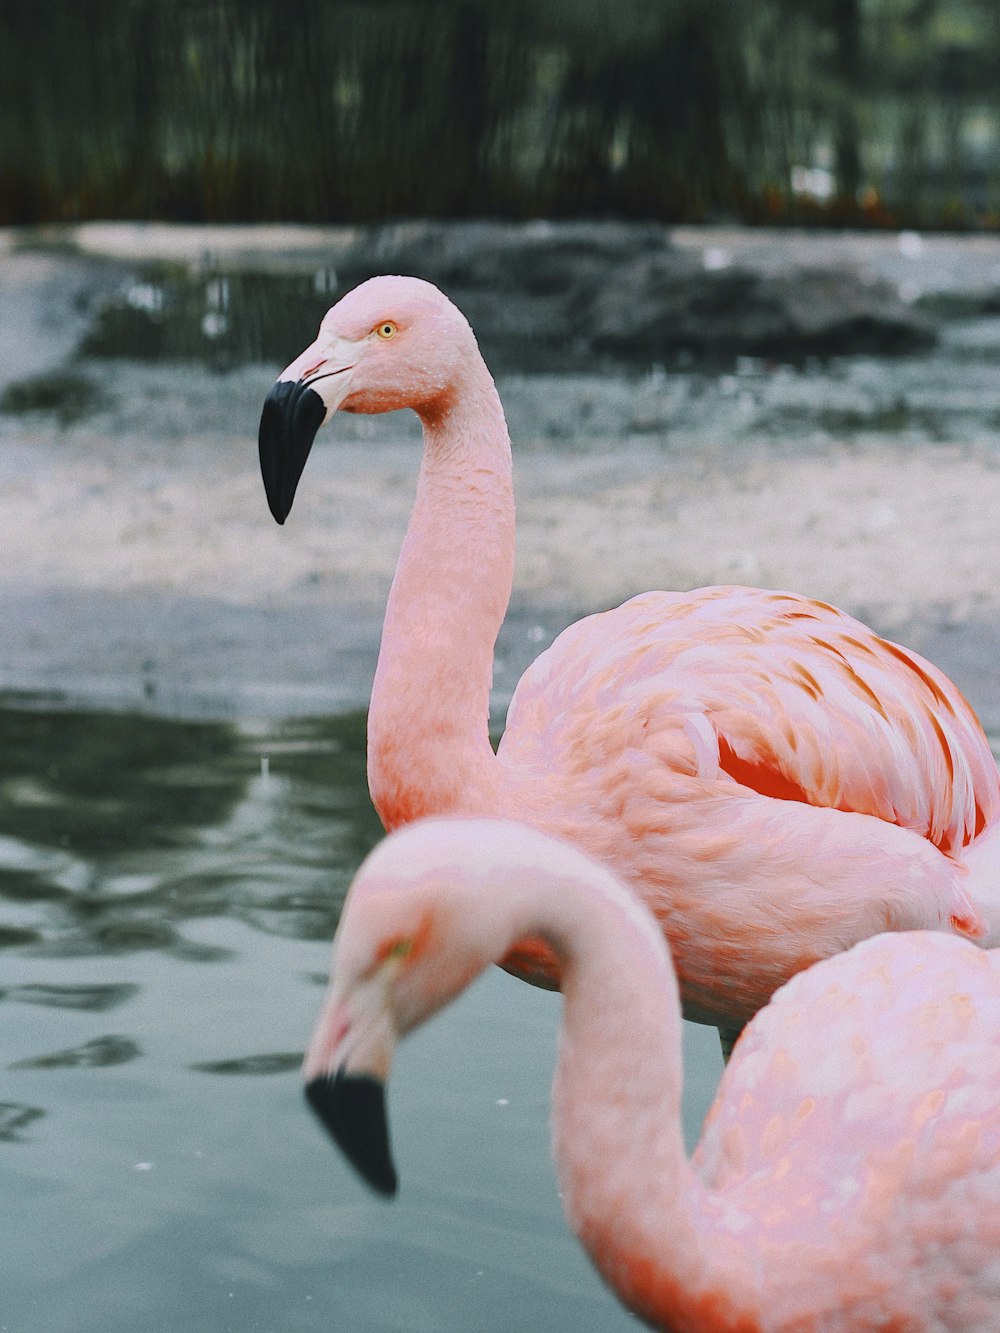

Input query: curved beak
[258,338,357,524]
[302,976,399,1197]
[304,1069,397,1197]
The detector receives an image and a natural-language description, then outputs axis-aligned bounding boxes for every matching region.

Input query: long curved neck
[532,870,756,1329]
[367,367,513,830]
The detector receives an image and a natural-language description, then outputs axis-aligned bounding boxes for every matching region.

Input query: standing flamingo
[305,817,1000,1331]
[259,274,1000,1038]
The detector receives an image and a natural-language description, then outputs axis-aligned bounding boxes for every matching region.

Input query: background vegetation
[3,0,999,228]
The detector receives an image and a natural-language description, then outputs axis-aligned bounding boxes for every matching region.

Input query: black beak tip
[258,379,327,526]
[305,1071,399,1198]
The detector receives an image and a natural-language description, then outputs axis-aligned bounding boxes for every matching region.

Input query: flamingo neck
[537,868,755,1329]
[367,369,513,829]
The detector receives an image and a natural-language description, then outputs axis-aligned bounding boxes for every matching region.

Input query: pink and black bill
[305,1069,399,1198]
[258,378,326,524]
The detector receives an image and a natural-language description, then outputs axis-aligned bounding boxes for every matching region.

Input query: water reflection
[6,981,140,1009]
[11,1034,141,1069]
[192,1052,304,1077]
[0,707,380,960]
[79,266,340,371]
[1,707,245,855]
[0,1101,45,1141]
[1,702,721,1333]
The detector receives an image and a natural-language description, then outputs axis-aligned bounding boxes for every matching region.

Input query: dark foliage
[2,0,999,227]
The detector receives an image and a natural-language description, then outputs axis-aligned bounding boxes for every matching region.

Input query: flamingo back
[690,931,1000,1325]
[500,586,1000,858]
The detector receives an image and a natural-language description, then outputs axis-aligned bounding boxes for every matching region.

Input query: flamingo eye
[376,936,413,966]
[375,321,398,340]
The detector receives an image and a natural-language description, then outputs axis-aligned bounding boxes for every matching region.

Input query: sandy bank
[4,414,1000,729]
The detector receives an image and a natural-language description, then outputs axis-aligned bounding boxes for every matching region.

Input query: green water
[1,705,723,1333]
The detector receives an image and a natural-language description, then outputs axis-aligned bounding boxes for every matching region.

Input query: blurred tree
[829,0,863,201]
[1,0,998,226]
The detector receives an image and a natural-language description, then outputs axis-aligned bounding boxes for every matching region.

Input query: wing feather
[501,586,1000,855]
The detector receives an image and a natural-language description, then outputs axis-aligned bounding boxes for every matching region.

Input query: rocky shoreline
[4,219,950,375]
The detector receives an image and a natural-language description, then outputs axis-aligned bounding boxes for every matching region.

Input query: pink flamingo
[304,817,1000,1331]
[259,275,1000,1041]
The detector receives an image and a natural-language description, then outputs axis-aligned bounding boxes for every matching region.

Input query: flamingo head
[258,274,474,523]
[302,819,532,1197]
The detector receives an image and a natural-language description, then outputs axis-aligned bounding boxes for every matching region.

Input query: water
[78,266,343,376]
[1,705,724,1333]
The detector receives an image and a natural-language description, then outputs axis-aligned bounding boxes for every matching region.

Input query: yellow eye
[377,937,412,965]
[375,321,397,340]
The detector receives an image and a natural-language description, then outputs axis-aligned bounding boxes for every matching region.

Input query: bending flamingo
[259,275,1000,1037]
[305,817,1000,1331]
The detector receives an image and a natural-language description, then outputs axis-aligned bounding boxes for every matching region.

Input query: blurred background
[5,0,1000,230]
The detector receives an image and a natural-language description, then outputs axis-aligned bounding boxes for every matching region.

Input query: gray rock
[586,256,937,362]
[341,222,937,366]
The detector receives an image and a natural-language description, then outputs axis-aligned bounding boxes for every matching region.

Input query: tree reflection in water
[0,705,380,959]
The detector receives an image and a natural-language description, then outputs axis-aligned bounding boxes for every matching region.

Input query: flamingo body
[259,275,1000,1029]
[497,584,999,1021]
[305,818,1000,1331]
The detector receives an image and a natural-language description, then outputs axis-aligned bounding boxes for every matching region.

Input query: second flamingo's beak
[304,1069,398,1197]
[302,973,400,1197]
[258,340,356,523]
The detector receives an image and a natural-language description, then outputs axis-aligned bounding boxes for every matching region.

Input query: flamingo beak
[258,338,357,524]
[304,1069,398,1197]
[302,977,400,1197]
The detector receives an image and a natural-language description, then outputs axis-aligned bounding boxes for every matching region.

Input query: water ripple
[0,707,381,958]
[191,1052,303,1076]
[5,981,141,1011]
[11,1035,142,1069]
[0,1102,45,1142]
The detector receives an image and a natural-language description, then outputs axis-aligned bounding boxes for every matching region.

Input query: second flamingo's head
[258,275,476,523]
[302,818,587,1196]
